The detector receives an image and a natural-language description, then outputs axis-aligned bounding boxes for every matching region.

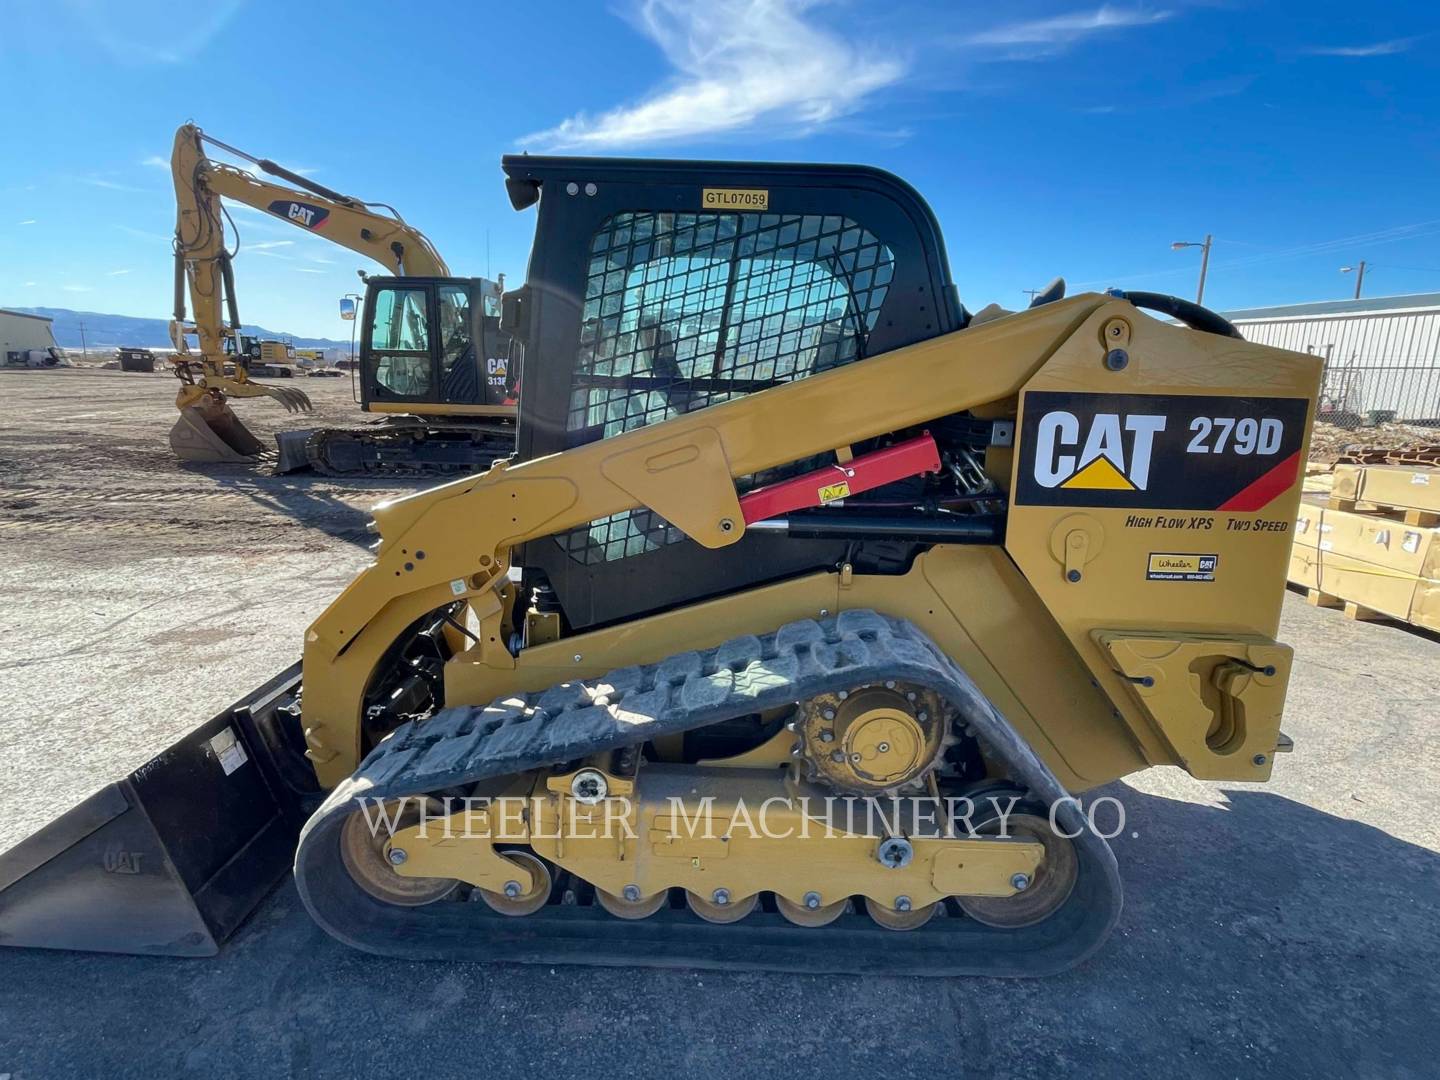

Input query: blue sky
[1,0,1437,338]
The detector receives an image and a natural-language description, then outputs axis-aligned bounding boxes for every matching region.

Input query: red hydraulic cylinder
[738,433,942,525]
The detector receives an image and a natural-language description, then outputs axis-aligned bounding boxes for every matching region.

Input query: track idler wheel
[595,886,669,920]
[956,812,1079,929]
[775,893,848,928]
[685,890,758,924]
[476,850,553,917]
[339,799,458,907]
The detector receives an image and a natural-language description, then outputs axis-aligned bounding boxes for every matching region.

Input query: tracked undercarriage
[296,613,1121,974]
[279,415,516,476]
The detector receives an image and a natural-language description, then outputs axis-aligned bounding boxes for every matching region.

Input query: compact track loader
[0,158,1321,974]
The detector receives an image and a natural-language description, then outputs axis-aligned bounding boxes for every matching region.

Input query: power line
[1072,218,1440,290]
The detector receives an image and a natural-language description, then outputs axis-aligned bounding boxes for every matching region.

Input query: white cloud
[114,223,173,243]
[23,281,37,287]
[519,0,905,150]
[64,0,244,65]
[107,268,135,276]
[292,268,325,274]
[79,176,147,193]
[958,5,1171,49]
[18,219,37,225]
[248,240,295,250]
[141,155,169,169]
[1302,37,1417,57]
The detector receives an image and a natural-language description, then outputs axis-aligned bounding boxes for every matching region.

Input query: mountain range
[5,307,351,351]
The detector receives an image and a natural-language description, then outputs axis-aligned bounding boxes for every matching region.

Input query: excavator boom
[166,123,450,462]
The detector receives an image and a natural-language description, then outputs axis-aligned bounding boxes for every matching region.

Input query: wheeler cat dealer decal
[1014,391,1308,510]
[1146,553,1218,582]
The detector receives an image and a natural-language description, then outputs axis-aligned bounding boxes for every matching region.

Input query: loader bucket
[170,402,268,462]
[0,664,308,956]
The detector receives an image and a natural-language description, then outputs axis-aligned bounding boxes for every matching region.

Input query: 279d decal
[1014,391,1308,511]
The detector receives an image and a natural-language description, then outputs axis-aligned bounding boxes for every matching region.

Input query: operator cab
[494,155,965,631]
[358,276,515,414]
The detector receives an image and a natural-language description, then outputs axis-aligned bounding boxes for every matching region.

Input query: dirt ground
[1,368,1438,1078]
[0,368,420,850]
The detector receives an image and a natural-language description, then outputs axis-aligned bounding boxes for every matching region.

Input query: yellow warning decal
[702,187,769,211]
[1061,457,1136,490]
[818,480,851,504]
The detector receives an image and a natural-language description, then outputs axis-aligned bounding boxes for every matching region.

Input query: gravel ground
[0,368,419,850]
[1,368,1438,1078]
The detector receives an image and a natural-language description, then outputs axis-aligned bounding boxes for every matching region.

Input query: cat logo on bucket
[1033,411,1166,491]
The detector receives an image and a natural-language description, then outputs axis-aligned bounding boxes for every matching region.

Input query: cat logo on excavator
[266,198,330,230]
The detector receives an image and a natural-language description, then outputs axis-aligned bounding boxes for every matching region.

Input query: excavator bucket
[0,666,307,956]
[170,402,268,462]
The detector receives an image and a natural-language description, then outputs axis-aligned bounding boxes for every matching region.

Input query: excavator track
[300,422,514,477]
[295,611,1122,976]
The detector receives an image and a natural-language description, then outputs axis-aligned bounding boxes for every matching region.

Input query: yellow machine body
[300,294,1317,792]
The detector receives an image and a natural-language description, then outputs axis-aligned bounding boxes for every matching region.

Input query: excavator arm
[167,122,449,461]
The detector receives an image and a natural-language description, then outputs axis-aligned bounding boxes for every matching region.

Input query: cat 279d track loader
[0,157,1320,975]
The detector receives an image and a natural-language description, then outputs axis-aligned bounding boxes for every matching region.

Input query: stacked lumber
[1289,462,1440,631]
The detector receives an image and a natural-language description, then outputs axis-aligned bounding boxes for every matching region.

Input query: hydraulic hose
[1107,289,1243,339]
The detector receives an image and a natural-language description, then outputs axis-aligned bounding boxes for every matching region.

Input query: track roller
[864,896,938,931]
[775,892,848,928]
[685,890,758,924]
[475,850,553,917]
[595,886,669,920]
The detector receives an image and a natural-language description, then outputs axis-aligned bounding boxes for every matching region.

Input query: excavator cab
[358,276,514,414]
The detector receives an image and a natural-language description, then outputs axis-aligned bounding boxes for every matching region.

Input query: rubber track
[294,610,1123,976]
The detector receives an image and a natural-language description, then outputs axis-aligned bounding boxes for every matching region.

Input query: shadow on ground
[0,784,1435,1078]
[184,464,430,549]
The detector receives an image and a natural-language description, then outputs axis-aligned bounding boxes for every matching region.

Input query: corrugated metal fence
[1234,303,1440,429]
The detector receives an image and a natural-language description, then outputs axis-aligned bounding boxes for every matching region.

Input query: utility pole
[1171,234,1213,305]
[1340,261,1367,300]
[77,320,88,359]
[1023,288,1042,303]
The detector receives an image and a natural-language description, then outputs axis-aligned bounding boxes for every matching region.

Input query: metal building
[1222,293,1440,424]
[1,308,59,365]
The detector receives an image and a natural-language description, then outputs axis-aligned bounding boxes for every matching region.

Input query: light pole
[1171,234,1213,305]
[1340,261,1366,300]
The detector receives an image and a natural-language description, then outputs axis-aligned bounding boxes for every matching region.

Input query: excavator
[0,157,1320,974]
[167,123,515,473]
